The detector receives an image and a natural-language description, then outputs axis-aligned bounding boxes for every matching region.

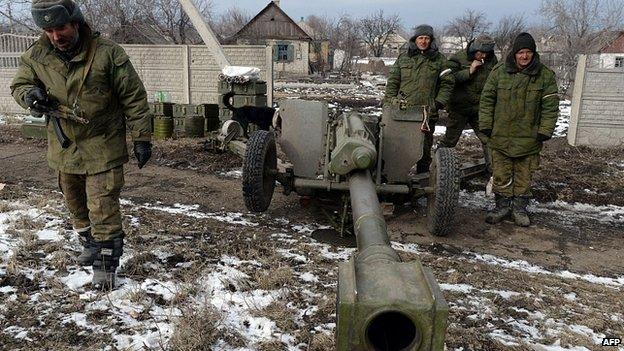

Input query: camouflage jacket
[478,54,559,157]
[447,50,498,115]
[384,47,454,115]
[11,25,152,174]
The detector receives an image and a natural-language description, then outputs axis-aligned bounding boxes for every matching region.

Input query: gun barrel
[348,170,399,263]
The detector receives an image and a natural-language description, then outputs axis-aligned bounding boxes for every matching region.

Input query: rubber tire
[426,147,460,236]
[243,130,277,212]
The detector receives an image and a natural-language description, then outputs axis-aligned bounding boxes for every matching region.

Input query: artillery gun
[222,106,450,349]
[226,99,471,236]
[214,99,496,348]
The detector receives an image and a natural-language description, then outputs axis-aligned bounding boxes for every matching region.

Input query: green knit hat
[31,0,85,29]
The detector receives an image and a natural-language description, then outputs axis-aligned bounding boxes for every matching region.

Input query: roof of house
[601,31,624,53]
[231,1,312,41]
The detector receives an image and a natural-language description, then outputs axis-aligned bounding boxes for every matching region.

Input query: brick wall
[0,44,273,115]
[568,55,624,147]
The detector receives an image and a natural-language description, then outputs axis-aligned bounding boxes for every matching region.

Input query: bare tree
[445,9,492,47]
[359,10,401,57]
[333,15,362,72]
[492,14,527,57]
[304,15,336,74]
[211,6,250,41]
[540,0,624,91]
[0,0,38,33]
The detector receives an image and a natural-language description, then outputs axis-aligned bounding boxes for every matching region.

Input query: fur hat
[511,32,536,54]
[413,24,434,39]
[469,35,495,54]
[31,0,85,29]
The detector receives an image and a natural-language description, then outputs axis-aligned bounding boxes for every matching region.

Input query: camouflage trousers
[491,149,540,197]
[440,109,492,173]
[58,166,125,242]
[439,109,488,147]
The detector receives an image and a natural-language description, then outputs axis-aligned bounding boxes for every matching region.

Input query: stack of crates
[151,102,174,140]
[195,103,220,132]
[217,80,268,123]
[172,104,196,135]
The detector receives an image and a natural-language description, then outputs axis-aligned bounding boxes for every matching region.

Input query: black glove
[537,133,551,142]
[434,101,444,111]
[133,141,152,169]
[481,129,492,138]
[24,87,51,113]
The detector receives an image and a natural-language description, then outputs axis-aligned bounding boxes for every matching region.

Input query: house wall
[568,55,624,147]
[0,40,273,114]
[267,39,309,76]
[597,53,624,68]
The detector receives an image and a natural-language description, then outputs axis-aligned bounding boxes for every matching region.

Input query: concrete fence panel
[568,54,624,148]
[0,36,273,115]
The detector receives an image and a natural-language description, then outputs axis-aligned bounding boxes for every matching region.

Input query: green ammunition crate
[195,104,219,119]
[151,102,174,117]
[218,80,267,95]
[219,108,233,122]
[218,95,267,109]
[173,117,185,133]
[20,123,47,140]
[173,104,196,118]
[205,117,220,132]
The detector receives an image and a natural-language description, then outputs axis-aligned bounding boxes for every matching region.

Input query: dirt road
[1,125,622,350]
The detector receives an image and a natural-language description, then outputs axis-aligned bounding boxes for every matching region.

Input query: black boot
[76,227,98,266]
[512,196,531,227]
[92,237,124,291]
[485,194,512,224]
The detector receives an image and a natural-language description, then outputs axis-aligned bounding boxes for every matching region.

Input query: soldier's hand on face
[469,59,484,75]
[25,86,51,113]
[133,141,152,169]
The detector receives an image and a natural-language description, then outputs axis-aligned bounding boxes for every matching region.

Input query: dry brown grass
[11,214,43,231]
[169,303,246,350]
[0,201,15,212]
[308,332,334,351]
[121,252,158,278]
[254,266,295,290]
[49,250,71,272]
[252,301,297,331]
[257,340,289,351]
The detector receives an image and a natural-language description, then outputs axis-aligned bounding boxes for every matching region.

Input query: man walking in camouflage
[439,35,497,173]
[385,25,454,173]
[479,33,559,226]
[11,0,152,289]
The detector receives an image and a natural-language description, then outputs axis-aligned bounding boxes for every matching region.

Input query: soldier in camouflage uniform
[438,35,497,173]
[478,33,559,226]
[11,0,152,289]
[385,25,454,173]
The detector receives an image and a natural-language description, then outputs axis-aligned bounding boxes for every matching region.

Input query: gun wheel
[243,130,277,212]
[426,147,460,236]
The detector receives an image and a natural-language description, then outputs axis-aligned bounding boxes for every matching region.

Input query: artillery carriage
[220,99,482,236]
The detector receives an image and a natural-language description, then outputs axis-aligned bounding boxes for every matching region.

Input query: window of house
[615,57,624,68]
[275,43,294,62]
[277,44,289,61]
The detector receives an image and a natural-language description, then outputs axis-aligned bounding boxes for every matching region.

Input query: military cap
[31,0,85,29]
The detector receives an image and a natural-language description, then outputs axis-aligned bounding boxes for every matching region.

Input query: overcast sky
[212,0,545,30]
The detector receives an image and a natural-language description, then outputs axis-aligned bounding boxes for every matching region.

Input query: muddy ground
[0,118,623,351]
